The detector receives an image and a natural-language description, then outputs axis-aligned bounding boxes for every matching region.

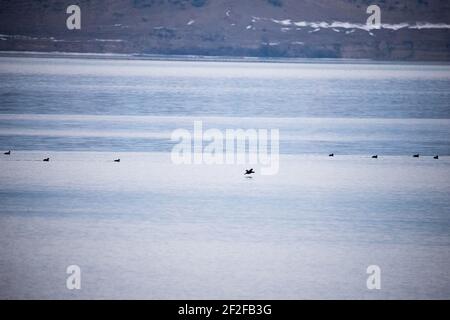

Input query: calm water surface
[0,56,449,299]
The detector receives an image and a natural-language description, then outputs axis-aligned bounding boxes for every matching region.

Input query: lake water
[0,56,449,299]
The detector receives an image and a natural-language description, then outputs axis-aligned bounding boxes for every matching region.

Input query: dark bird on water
[413,154,420,158]
[329,153,334,157]
[43,158,50,162]
[4,150,10,155]
[372,155,378,159]
[244,168,255,175]
[114,159,120,162]
[434,155,439,159]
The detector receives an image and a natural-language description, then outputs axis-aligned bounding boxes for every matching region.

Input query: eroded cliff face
[0,0,449,60]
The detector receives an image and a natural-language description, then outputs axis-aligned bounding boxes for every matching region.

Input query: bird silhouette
[43,158,50,162]
[4,150,11,155]
[413,154,420,158]
[434,155,439,160]
[372,155,378,159]
[329,153,334,157]
[244,168,255,175]
[114,159,120,162]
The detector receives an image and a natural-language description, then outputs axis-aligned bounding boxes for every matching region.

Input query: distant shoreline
[1,50,449,65]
